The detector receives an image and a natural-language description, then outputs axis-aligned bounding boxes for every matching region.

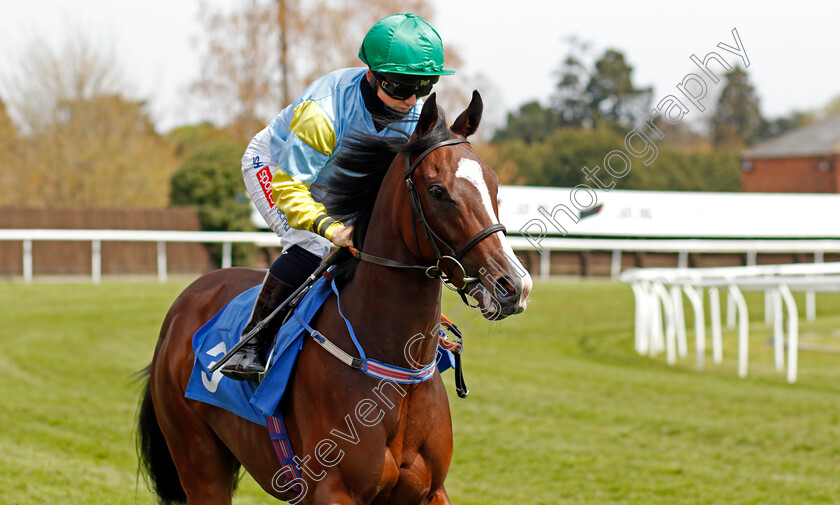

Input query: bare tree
[192,0,279,141]
[0,99,23,206]
[2,31,125,133]
[191,0,440,140]
[1,31,178,208]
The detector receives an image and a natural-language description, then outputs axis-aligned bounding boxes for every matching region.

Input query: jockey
[222,13,455,382]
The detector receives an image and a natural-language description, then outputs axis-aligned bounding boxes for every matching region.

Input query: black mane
[318,110,451,284]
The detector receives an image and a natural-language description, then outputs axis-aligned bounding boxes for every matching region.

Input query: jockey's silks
[253,68,422,240]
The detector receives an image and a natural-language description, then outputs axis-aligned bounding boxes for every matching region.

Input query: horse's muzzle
[468,271,531,321]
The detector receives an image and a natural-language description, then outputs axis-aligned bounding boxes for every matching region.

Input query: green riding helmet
[359,13,455,77]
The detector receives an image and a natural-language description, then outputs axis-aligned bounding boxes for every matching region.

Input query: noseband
[349,137,506,305]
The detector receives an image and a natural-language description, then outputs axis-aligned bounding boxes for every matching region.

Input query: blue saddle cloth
[185,277,454,426]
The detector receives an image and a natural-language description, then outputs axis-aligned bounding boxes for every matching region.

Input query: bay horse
[137,91,532,505]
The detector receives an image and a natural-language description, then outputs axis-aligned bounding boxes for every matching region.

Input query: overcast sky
[1,0,837,133]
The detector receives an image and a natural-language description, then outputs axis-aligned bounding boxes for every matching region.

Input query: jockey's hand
[330,225,355,248]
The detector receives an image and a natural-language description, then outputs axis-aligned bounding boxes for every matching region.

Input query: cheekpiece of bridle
[403,138,507,303]
[349,136,506,306]
[403,137,506,304]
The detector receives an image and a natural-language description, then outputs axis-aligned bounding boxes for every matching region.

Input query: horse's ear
[451,90,483,138]
[415,92,439,138]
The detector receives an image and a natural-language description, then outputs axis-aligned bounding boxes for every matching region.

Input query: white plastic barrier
[619,262,840,383]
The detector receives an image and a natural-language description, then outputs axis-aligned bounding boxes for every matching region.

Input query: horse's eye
[429,185,447,201]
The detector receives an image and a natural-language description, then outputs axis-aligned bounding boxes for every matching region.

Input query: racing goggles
[375,72,439,100]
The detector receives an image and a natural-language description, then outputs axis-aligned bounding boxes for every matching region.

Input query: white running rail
[0,229,282,284]
[4,229,840,285]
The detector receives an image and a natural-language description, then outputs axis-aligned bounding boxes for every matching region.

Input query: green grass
[1,279,839,504]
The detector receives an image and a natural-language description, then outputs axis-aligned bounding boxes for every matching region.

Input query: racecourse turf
[1,278,839,504]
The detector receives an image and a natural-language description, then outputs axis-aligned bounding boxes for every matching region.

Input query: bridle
[349,137,506,306]
[404,138,507,288]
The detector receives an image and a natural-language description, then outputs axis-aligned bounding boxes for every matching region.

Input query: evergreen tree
[495,46,652,142]
[584,49,652,128]
[757,110,809,142]
[497,127,624,187]
[170,142,255,266]
[492,101,557,144]
[551,38,591,128]
[711,66,764,147]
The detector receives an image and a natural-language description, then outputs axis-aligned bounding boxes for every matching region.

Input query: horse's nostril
[494,276,519,301]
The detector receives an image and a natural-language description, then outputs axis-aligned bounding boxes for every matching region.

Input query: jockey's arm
[269,99,352,247]
[270,172,352,247]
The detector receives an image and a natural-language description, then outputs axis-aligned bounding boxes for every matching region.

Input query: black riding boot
[220,272,295,382]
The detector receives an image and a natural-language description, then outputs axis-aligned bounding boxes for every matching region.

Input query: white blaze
[455,158,499,226]
[455,158,533,305]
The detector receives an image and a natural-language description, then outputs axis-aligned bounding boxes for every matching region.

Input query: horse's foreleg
[310,475,359,505]
[429,486,452,505]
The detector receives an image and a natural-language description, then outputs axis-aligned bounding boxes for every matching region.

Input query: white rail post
[805,291,816,321]
[649,282,664,357]
[540,248,550,280]
[727,284,750,378]
[677,250,689,269]
[222,242,233,269]
[611,249,622,279]
[708,287,723,364]
[807,251,824,321]
[670,284,688,358]
[91,240,102,285]
[764,290,773,326]
[683,284,705,370]
[726,290,737,329]
[778,284,799,383]
[631,282,649,354]
[23,239,33,284]
[772,289,784,372]
[157,241,167,283]
[653,282,676,365]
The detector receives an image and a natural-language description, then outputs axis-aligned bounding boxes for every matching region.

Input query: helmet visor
[375,72,439,100]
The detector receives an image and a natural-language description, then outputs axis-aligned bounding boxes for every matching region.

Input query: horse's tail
[137,365,187,504]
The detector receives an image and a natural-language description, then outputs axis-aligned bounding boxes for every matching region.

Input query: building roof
[742,113,840,159]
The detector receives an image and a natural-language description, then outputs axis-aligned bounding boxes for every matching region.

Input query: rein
[350,137,506,306]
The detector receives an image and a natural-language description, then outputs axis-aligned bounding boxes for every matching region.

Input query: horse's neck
[340,247,442,369]
[340,176,443,368]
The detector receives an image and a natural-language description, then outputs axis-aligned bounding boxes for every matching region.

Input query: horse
[137,91,533,505]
